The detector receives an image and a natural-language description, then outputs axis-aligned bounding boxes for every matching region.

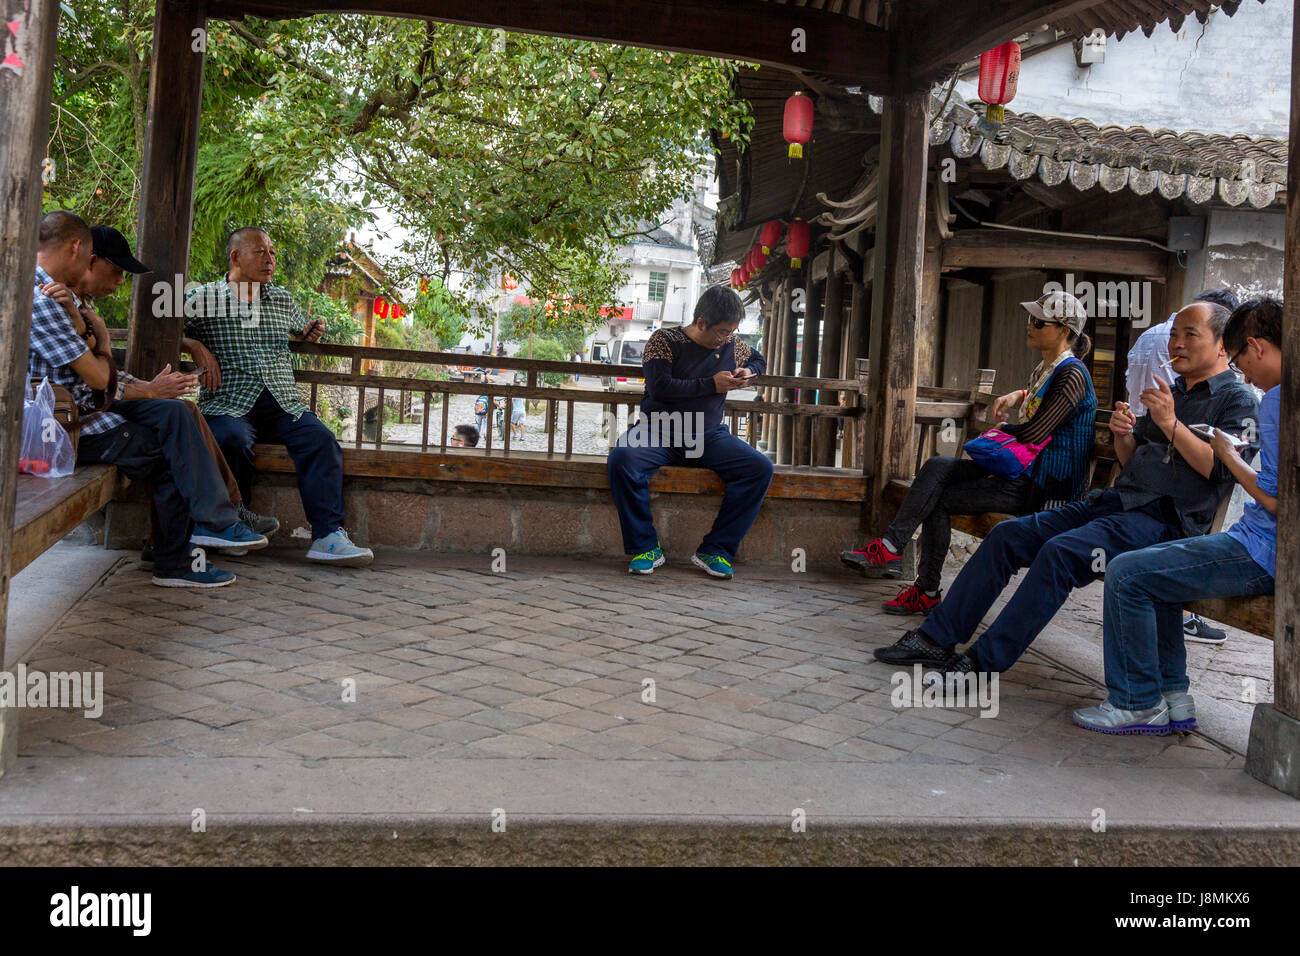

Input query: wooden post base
[0,703,17,779]
[1246,703,1300,799]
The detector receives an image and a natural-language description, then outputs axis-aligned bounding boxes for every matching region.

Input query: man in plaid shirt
[185,227,372,566]
[28,212,267,588]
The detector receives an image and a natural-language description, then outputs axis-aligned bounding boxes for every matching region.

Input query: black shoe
[873,627,952,665]
[1183,614,1227,645]
[922,651,978,686]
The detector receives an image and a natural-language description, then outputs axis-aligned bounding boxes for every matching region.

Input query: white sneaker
[306,529,373,567]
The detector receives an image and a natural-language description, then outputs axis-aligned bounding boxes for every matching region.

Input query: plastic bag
[18,378,76,478]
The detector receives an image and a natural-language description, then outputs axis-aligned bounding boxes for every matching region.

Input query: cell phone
[191,366,207,375]
[1188,423,1248,448]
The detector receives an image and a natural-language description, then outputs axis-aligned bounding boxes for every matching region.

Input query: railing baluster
[503,394,512,456]
[547,399,556,457]
[565,401,574,459]
[398,388,406,424]
[310,382,318,415]
[440,389,449,452]
[422,392,431,452]
[375,386,385,449]
[484,393,493,453]
[355,386,365,448]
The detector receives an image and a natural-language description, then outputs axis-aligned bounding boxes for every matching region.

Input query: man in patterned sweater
[185,227,372,566]
[607,286,773,580]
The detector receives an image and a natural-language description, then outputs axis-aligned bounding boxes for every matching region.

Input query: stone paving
[14,550,1258,773]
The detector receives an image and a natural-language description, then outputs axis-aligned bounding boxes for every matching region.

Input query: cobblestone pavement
[18,552,1250,771]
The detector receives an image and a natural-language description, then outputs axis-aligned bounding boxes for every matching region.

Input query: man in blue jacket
[607,286,771,580]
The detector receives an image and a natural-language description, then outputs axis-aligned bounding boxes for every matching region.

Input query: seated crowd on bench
[855,289,1280,738]
[25,211,1282,740]
[27,211,373,589]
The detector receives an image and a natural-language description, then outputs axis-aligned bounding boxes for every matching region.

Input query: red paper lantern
[752,247,768,271]
[783,92,814,160]
[760,220,782,255]
[978,41,1020,124]
[785,219,810,269]
[374,297,389,319]
[731,268,742,289]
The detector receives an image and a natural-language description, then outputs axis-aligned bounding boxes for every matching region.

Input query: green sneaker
[628,547,665,574]
[691,552,733,579]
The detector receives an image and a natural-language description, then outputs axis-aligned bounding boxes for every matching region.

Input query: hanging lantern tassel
[783,91,814,160]
[760,220,782,255]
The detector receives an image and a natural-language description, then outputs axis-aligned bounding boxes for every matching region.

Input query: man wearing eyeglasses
[1125,287,1241,645]
[607,285,771,580]
[1076,297,1281,735]
[874,299,1259,683]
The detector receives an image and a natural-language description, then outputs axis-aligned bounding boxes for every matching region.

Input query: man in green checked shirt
[184,227,373,566]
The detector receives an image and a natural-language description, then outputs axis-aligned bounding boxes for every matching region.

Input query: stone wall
[247,475,859,567]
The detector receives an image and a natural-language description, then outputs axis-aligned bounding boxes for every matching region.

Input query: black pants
[79,399,239,577]
[884,455,1036,592]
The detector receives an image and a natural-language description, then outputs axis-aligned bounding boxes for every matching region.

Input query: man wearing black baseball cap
[71,225,282,549]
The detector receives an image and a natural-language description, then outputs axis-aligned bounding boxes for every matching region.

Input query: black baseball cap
[90,226,150,274]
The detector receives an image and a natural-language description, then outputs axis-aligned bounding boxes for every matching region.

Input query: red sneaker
[883,583,941,616]
[840,538,903,578]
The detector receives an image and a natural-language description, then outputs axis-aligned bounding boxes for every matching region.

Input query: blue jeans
[607,423,774,561]
[1103,534,1274,709]
[204,389,345,540]
[919,490,1180,672]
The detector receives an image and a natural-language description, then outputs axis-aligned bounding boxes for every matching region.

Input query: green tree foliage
[499,302,587,356]
[46,5,750,338]
[409,277,466,350]
[528,337,570,386]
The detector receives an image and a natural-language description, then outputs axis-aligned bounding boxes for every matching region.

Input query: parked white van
[601,329,654,394]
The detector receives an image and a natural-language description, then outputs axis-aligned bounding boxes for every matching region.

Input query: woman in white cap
[840,290,1096,615]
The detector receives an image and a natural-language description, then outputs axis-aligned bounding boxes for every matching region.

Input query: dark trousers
[78,398,239,576]
[607,423,774,561]
[919,490,1180,672]
[884,456,1036,592]
[204,389,345,540]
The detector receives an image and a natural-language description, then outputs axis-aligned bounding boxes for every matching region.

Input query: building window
[647,271,667,302]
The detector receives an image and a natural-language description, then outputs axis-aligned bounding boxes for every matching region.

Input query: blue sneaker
[691,552,733,580]
[628,547,665,574]
[152,566,236,589]
[190,520,269,552]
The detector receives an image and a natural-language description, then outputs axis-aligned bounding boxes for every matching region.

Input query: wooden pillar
[795,273,822,466]
[777,277,798,465]
[126,0,208,379]
[765,279,787,454]
[1245,0,1300,799]
[814,266,845,466]
[841,271,869,468]
[0,0,61,776]
[865,90,929,531]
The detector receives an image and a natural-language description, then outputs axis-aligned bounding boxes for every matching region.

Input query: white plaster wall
[955,1,1291,136]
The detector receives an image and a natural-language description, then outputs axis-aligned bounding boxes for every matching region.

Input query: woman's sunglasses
[1028,317,1064,330]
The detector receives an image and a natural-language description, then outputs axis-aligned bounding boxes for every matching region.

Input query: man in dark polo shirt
[873,299,1259,678]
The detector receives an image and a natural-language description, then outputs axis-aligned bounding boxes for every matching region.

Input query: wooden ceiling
[206,0,1264,89]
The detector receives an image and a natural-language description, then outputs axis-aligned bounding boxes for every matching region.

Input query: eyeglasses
[1228,345,1247,375]
[1028,317,1064,330]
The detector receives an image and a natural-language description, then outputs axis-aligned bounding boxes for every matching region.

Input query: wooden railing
[110,331,994,476]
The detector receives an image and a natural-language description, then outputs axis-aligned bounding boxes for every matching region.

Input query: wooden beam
[208,0,893,88]
[252,445,868,501]
[778,278,798,464]
[0,0,61,775]
[865,90,929,530]
[941,230,1168,277]
[127,0,208,379]
[904,0,1104,83]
